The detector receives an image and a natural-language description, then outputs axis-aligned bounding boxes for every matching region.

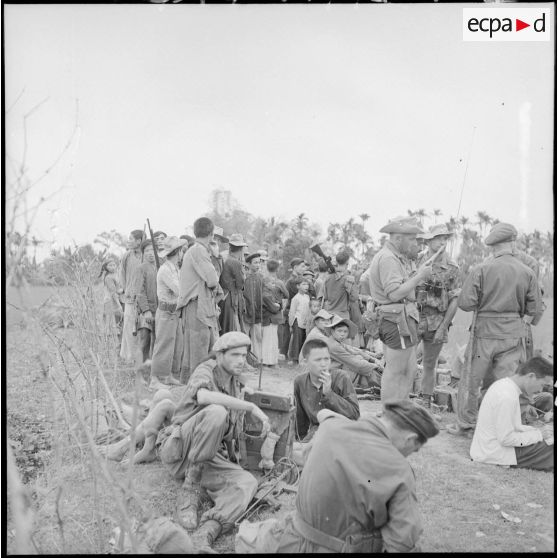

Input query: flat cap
[245,253,261,263]
[418,223,453,241]
[384,400,440,440]
[485,222,517,246]
[379,216,424,235]
[213,332,251,353]
[290,257,305,269]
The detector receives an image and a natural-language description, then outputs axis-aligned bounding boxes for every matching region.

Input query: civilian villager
[261,259,287,366]
[280,258,307,358]
[177,217,221,384]
[219,234,248,334]
[119,229,144,362]
[132,240,158,364]
[150,236,188,389]
[100,259,123,341]
[470,357,554,472]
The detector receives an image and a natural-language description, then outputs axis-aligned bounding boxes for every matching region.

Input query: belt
[293,514,346,552]
[158,301,177,312]
[292,514,382,553]
[477,312,521,318]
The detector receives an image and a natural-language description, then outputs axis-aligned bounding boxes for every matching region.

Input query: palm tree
[476,211,492,236]
[433,209,442,224]
[415,209,427,227]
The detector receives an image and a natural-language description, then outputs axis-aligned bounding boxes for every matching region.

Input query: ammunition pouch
[376,302,419,343]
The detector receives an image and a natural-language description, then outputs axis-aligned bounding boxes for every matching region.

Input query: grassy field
[5,287,556,554]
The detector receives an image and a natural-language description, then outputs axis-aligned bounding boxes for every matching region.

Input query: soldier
[157,332,270,549]
[367,216,433,404]
[236,400,439,553]
[414,224,461,409]
[448,222,541,437]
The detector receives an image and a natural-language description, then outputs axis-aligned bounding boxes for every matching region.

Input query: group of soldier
[97,213,554,552]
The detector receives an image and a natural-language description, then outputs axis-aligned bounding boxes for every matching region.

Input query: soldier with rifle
[367,216,433,404]
[448,222,542,437]
[414,224,461,410]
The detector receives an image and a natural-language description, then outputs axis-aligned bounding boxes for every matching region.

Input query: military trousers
[457,336,525,430]
[159,405,258,530]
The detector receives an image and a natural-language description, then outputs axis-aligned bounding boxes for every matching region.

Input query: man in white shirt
[470,356,554,472]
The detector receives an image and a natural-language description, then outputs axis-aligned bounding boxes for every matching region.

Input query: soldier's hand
[250,404,271,435]
[143,311,153,324]
[543,410,553,423]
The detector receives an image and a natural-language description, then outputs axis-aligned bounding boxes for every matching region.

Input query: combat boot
[197,519,222,548]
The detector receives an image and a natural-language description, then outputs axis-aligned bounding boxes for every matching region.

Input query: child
[288,278,311,364]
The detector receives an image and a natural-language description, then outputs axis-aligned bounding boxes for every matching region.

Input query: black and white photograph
[4,1,555,554]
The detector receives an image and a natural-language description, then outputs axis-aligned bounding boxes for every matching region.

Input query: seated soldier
[293,338,360,465]
[470,356,554,472]
[323,315,382,389]
[236,400,440,553]
[155,332,270,549]
[98,388,176,464]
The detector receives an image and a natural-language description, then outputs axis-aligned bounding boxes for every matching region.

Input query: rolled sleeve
[184,369,216,403]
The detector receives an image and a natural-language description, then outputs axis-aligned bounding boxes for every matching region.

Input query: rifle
[310,244,336,274]
[420,245,446,268]
[146,218,160,270]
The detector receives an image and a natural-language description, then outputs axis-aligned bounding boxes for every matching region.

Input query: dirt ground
[5,290,556,554]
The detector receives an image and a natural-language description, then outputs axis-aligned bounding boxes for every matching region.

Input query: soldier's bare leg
[381,345,416,403]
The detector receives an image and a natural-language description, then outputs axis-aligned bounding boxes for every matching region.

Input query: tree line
[7,190,554,294]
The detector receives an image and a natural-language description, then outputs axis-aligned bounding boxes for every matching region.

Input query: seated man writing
[156,331,270,548]
[293,338,360,464]
[470,356,554,472]
[236,400,440,553]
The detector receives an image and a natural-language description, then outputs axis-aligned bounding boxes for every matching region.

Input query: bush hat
[228,233,248,247]
[159,236,188,258]
[324,315,358,339]
[379,216,424,235]
[418,223,453,241]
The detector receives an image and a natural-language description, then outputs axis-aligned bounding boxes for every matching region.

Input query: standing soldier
[415,224,461,409]
[119,229,144,363]
[448,222,541,436]
[368,216,433,404]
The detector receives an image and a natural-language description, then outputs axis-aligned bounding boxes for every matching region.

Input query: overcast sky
[4,3,555,258]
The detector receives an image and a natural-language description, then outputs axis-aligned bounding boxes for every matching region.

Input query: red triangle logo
[516,19,530,32]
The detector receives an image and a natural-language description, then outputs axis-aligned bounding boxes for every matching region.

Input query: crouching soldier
[236,400,439,553]
[156,332,270,548]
